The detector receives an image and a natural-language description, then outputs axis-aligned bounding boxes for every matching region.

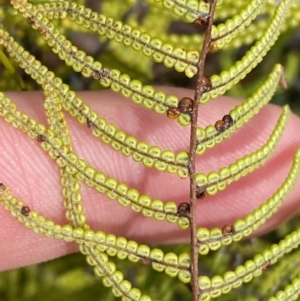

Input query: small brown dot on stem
[21,206,30,216]
[200,76,212,92]
[141,258,151,265]
[193,14,210,28]
[87,119,93,128]
[262,261,270,271]
[222,225,234,236]
[0,183,6,190]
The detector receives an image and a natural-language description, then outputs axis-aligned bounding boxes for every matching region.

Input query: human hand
[0,88,299,271]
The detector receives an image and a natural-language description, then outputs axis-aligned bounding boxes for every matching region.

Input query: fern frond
[0,184,191,283]
[0,29,191,177]
[13,1,199,78]
[209,0,267,51]
[139,0,269,54]
[42,84,192,288]
[200,0,294,104]
[0,0,299,300]
[0,92,192,229]
[197,149,300,254]
[196,63,284,154]
[198,225,300,300]
[145,0,209,22]
[196,105,290,196]
[8,0,294,129]
[267,276,300,301]
[256,246,300,298]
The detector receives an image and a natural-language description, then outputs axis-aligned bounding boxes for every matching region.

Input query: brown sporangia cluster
[177,202,191,217]
[21,206,31,216]
[36,134,46,142]
[199,76,212,93]
[214,114,234,133]
[166,107,181,119]
[262,260,271,271]
[167,97,193,120]
[196,186,206,199]
[86,118,94,128]
[178,97,194,113]
[193,14,210,28]
[222,224,235,236]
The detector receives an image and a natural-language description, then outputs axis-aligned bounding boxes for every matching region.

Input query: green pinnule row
[255,248,300,299]
[214,0,300,33]
[225,2,300,51]
[1,25,285,180]
[196,149,300,255]
[35,1,198,76]
[27,0,266,72]
[214,0,260,21]
[43,86,89,227]
[0,185,191,282]
[266,276,300,301]
[209,0,267,51]
[10,0,192,126]
[46,86,161,301]
[10,0,293,127]
[12,0,199,79]
[0,92,191,229]
[145,0,233,23]
[43,85,84,225]
[196,63,285,155]
[47,84,179,301]
[199,0,294,104]
[61,168,88,227]
[0,27,286,182]
[0,176,158,301]
[196,105,290,196]
[79,244,155,301]
[80,245,159,301]
[43,87,72,148]
[1,164,300,299]
[197,226,300,300]
[145,0,209,22]
[150,1,300,51]
[0,91,290,232]
[0,28,191,178]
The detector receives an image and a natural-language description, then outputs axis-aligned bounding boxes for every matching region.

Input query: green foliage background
[0,0,299,300]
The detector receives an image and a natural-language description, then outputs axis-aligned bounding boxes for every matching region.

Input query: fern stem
[189,1,218,301]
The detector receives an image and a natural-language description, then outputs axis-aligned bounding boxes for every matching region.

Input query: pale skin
[0,87,299,271]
